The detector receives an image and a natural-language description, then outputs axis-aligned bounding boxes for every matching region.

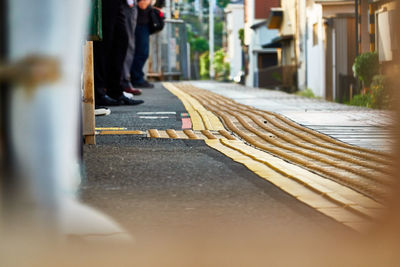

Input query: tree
[353,52,380,91]
[200,51,210,79]
[238,28,244,46]
[212,49,229,80]
[217,0,230,8]
[191,37,209,53]
[214,19,224,50]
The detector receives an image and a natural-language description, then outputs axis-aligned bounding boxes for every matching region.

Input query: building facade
[309,0,355,101]
[225,3,245,81]
[266,0,356,99]
[244,0,280,87]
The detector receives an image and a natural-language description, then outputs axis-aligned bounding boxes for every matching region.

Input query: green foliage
[212,49,230,81]
[352,52,380,88]
[271,72,281,82]
[199,51,210,79]
[217,0,230,8]
[224,62,230,77]
[191,37,209,53]
[346,93,373,108]
[296,88,317,98]
[182,0,226,79]
[238,28,244,47]
[370,75,393,109]
[186,26,194,41]
[214,19,224,50]
[182,14,204,36]
[199,49,230,80]
[346,75,393,109]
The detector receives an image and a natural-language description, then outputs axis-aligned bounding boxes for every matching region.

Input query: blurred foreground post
[82,41,96,145]
[4,0,90,235]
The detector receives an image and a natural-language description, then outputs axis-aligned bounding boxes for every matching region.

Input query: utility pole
[166,0,172,78]
[199,0,203,34]
[209,0,215,79]
[355,0,359,92]
[166,0,171,19]
[355,0,358,56]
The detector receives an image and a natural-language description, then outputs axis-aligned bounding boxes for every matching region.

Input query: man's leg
[106,0,130,99]
[93,0,119,104]
[121,5,138,90]
[131,24,150,85]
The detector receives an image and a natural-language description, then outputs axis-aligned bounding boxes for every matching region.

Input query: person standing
[120,0,143,96]
[130,0,154,89]
[94,0,144,105]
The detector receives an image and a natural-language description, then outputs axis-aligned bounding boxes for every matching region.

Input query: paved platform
[191,81,395,152]
[162,82,389,227]
[84,81,393,232]
[82,82,351,246]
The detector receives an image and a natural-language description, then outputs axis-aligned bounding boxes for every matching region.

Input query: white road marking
[139,116,170,119]
[137,112,176,115]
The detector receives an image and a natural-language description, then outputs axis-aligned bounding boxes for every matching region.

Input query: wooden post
[350,84,353,101]
[82,41,96,145]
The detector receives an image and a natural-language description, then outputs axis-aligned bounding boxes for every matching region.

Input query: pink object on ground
[181,118,192,129]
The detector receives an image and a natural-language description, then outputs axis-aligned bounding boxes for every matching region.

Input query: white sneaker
[95,106,111,116]
[123,91,134,99]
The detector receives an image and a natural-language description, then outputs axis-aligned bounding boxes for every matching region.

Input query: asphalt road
[81,83,350,246]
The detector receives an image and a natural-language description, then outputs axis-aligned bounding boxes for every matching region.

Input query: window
[376,10,395,61]
[313,23,318,46]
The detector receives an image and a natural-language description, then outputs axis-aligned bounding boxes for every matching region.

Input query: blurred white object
[95,107,111,116]
[123,91,135,99]
[6,0,131,241]
[60,197,132,243]
[233,70,244,83]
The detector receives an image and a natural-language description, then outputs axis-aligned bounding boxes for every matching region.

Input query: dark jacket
[137,5,151,25]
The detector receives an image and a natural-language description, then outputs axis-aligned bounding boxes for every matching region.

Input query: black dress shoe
[118,95,144,105]
[132,81,154,88]
[96,94,120,106]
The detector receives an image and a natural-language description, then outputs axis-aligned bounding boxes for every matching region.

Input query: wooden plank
[82,41,96,145]
[84,135,96,145]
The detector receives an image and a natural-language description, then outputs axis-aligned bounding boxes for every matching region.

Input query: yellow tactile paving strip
[95,124,383,228]
[161,82,387,232]
[148,129,161,138]
[205,139,377,231]
[183,129,199,139]
[98,130,145,135]
[95,82,387,231]
[97,128,236,140]
[165,82,393,202]
[163,82,225,131]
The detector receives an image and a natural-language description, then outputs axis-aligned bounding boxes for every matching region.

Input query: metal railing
[147,19,190,80]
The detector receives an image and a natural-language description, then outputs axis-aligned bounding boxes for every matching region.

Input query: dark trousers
[94,0,129,99]
[121,5,137,88]
[131,24,150,84]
